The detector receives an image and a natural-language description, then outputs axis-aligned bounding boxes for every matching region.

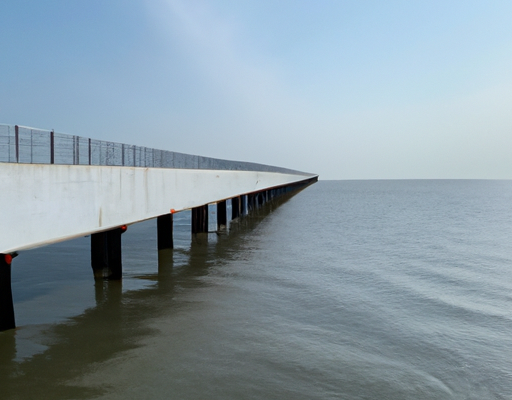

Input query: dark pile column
[257,192,265,207]
[217,200,227,230]
[241,195,247,216]
[0,254,15,331]
[231,197,240,220]
[192,205,209,234]
[247,193,255,211]
[157,214,174,250]
[91,227,124,280]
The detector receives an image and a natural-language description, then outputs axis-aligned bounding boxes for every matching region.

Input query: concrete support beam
[217,200,227,230]
[192,205,209,234]
[91,227,124,280]
[157,214,173,250]
[0,254,15,332]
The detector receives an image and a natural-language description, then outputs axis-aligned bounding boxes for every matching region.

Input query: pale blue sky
[1,1,511,179]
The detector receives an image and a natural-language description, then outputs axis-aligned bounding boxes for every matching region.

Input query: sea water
[1,180,512,399]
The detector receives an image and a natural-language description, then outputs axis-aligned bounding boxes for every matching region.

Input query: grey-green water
[1,180,512,399]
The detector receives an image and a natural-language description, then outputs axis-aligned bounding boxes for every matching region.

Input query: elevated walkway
[0,124,317,331]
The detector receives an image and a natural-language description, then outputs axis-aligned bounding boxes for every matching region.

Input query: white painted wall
[0,163,315,253]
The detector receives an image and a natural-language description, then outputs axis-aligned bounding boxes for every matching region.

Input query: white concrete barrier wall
[1,163,314,253]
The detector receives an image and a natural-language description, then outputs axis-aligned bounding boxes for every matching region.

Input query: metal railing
[0,124,306,175]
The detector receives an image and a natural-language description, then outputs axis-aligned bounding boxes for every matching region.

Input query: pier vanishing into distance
[0,124,317,331]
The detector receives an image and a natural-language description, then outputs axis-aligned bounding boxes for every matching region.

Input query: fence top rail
[0,124,314,176]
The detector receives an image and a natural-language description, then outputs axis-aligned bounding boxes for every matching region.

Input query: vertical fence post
[14,125,19,163]
[30,129,33,163]
[72,136,76,165]
[75,136,79,165]
[88,138,92,165]
[50,130,55,164]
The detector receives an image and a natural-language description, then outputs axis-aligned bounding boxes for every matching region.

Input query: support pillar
[192,205,209,234]
[91,227,124,280]
[217,200,227,230]
[241,195,247,216]
[257,192,265,207]
[231,196,240,220]
[0,254,15,332]
[157,214,173,250]
[247,193,255,211]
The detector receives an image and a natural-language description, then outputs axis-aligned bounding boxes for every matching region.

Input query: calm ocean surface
[1,180,512,399]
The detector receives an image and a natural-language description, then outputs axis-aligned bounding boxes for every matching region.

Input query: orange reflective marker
[170,209,176,214]
[4,254,13,265]
[120,225,128,233]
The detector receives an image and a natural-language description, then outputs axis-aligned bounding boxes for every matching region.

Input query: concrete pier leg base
[192,205,209,234]
[0,254,15,332]
[91,228,123,280]
[157,214,173,250]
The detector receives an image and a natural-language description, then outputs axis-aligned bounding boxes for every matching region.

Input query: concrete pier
[0,123,318,331]
[0,176,318,331]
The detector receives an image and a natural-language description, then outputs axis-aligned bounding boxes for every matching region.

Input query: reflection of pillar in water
[94,279,123,306]
[0,328,16,364]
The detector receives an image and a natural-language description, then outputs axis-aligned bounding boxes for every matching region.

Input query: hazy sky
[1,1,511,179]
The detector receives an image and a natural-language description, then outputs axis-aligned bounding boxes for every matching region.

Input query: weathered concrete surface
[0,163,316,253]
